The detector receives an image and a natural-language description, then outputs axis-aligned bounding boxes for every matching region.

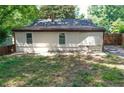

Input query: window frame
[59,32,66,45]
[26,32,33,44]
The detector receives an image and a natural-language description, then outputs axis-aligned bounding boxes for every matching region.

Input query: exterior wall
[122,33,124,45]
[15,31,103,55]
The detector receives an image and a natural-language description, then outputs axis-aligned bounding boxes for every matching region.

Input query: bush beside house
[0,35,14,47]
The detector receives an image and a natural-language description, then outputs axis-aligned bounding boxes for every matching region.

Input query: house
[122,33,124,45]
[13,19,105,55]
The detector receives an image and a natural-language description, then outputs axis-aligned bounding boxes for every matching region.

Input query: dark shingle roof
[13,19,105,32]
[31,19,97,27]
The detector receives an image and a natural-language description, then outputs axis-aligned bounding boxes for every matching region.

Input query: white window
[59,33,65,44]
[26,33,32,44]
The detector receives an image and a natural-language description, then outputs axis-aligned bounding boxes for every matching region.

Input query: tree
[78,13,84,19]
[0,5,39,44]
[39,5,77,19]
[111,18,124,33]
[88,5,124,32]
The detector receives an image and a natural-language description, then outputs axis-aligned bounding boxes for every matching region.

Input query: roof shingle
[13,19,105,32]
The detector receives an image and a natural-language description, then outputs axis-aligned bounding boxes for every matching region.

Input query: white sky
[78,5,90,18]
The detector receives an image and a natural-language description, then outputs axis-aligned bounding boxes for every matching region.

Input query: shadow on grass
[0,54,124,87]
[94,53,124,65]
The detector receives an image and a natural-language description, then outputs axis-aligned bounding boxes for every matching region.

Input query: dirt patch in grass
[0,54,124,87]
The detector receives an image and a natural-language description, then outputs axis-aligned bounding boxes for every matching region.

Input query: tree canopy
[0,5,83,44]
[39,5,78,19]
[0,5,39,44]
[88,5,124,33]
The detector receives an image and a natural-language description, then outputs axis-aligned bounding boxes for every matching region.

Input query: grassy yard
[0,53,124,87]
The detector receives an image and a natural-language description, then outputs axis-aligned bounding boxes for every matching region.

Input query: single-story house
[13,19,105,55]
[122,33,124,45]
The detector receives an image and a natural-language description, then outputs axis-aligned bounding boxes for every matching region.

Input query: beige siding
[15,31,103,55]
[122,33,124,45]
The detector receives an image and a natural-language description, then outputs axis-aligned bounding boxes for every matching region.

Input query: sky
[78,5,90,18]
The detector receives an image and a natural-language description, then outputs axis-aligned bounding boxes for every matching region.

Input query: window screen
[26,33,32,44]
[59,33,65,44]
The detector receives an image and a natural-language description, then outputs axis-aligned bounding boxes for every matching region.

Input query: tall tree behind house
[88,5,124,33]
[39,5,77,19]
[0,5,39,44]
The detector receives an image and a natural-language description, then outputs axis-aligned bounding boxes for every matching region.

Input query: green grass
[0,54,124,87]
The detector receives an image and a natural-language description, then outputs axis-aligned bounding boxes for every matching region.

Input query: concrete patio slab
[104,45,124,58]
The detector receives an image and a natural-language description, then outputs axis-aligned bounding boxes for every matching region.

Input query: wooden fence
[104,33,122,45]
[0,44,15,55]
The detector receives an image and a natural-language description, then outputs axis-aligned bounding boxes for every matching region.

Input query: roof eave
[13,28,105,32]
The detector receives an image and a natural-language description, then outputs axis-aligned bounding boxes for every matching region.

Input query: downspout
[102,31,105,52]
[13,31,16,52]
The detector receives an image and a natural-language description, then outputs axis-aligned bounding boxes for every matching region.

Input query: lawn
[0,53,124,87]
